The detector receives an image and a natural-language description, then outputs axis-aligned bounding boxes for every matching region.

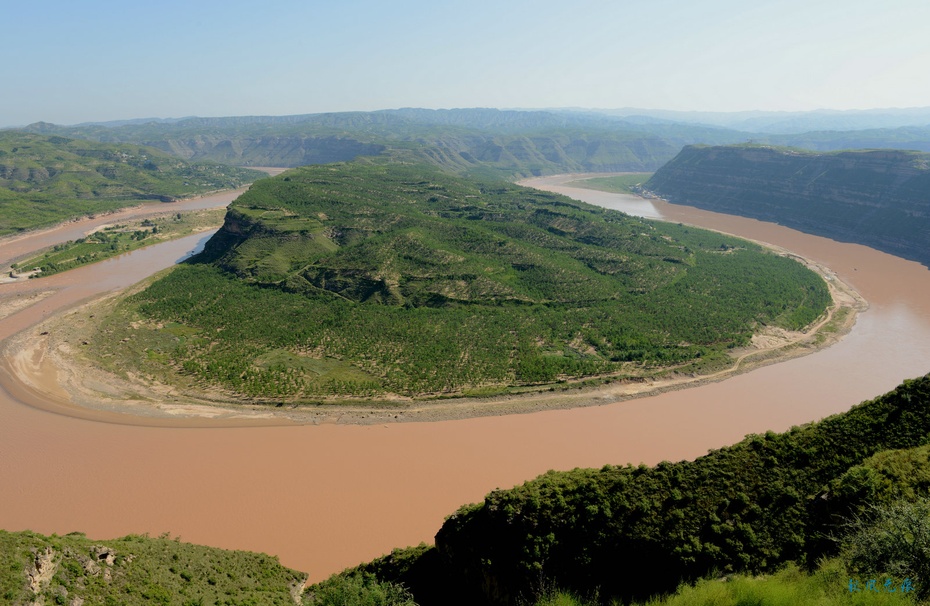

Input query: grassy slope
[0,530,305,605]
[87,161,829,400]
[0,131,265,236]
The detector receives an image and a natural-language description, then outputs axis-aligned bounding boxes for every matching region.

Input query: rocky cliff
[645,145,930,268]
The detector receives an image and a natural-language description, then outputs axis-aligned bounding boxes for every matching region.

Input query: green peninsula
[89,161,830,402]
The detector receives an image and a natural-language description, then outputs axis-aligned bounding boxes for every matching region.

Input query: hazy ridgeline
[23,107,930,177]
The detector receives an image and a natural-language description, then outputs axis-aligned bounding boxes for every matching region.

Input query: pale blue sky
[3,0,929,126]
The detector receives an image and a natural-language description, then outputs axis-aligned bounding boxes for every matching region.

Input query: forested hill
[644,145,930,268]
[99,160,829,400]
[0,131,265,235]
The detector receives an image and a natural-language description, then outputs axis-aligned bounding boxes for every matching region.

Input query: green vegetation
[339,374,930,605]
[13,209,225,277]
[305,572,417,606]
[531,560,916,606]
[0,131,264,236]
[841,499,930,602]
[565,173,653,194]
[87,161,829,400]
[0,530,305,605]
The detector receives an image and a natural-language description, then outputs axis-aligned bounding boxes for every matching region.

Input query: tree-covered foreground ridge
[93,161,830,401]
[331,373,930,606]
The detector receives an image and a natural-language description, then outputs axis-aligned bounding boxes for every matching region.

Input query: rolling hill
[0,131,265,235]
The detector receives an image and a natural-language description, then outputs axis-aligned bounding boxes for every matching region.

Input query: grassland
[0,530,305,605]
[82,161,830,403]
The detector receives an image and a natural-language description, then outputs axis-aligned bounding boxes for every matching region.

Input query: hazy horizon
[4,0,929,127]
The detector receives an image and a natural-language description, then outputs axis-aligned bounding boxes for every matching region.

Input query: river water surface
[1,177,929,581]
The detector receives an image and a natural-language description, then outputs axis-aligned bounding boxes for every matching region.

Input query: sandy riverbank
[1,241,865,426]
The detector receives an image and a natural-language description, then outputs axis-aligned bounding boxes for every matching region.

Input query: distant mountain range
[577,106,930,134]
[14,107,930,176]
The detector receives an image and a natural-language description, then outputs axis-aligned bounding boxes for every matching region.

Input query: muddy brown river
[1,177,929,582]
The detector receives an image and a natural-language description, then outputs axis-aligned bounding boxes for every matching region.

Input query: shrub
[842,498,930,600]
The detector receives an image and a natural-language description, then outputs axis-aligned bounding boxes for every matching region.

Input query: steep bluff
[645,145,930,268]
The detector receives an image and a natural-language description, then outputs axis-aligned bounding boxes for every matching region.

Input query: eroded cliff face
[646,145,930,268]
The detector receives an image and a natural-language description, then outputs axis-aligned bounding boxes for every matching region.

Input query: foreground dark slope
[346,373,930,605]
[0,131,264,235]
[645,145,930,268]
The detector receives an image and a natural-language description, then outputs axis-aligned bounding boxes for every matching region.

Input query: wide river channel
[1,176,929,582]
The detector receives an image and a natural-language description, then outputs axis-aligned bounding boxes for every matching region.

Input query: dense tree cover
[828,444,930,515]
[0,131,264,235]
[94,162,830,400]
[344,375,930,605]
[0,530,305,605]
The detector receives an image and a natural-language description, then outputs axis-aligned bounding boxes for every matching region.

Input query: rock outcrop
[26,546,58,594]
[645,145,930,268]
